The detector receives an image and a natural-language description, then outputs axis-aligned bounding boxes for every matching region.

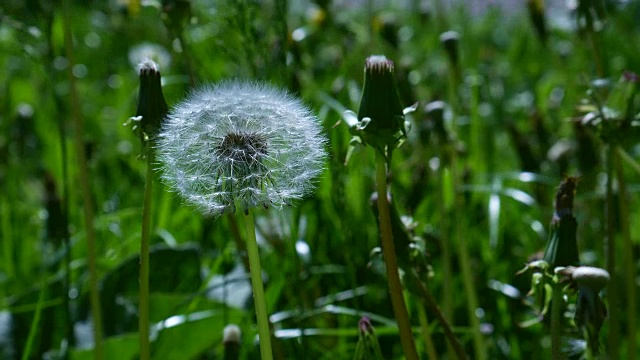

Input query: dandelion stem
[244,210,273,360]
[616,147,636,360]
[139,152,154,360]
[416,301,438,360]
[62,1,104,358]
[605,145,620,360]
[617,146,640,177]
[550,283,563,360]
[448,146,486,360]
[412,269,467,360]
[374,151,419,360]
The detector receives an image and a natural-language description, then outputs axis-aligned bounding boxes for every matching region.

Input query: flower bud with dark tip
[134,60,168,147]
[353,316,384,360]
[543,176,580,268]
[572,266,609,356]
[223,324,241,360]
[572,266,610,291]
[424,100,448,144]
[527,0,547,44]
[439,31,460,68]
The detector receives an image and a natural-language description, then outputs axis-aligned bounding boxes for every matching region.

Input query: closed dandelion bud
[353,316,384,360]
[157,81,327,215]
[424,100,448,144]
[223,324,241,360]
[527,0,547,44]
[134,60,168,146]
[571,266,609,355]
[543,176,580,268]
[439,31,460,68]
[356,55,407,158]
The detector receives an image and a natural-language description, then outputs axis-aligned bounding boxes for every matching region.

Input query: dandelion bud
[223,324,241,360]
[157,81,326,215]
[527,0,547,44]
[356,55,407,158]
[543,176,580,268]
[572,266,610,291]
[353,316,384,360]
[424,100,448,144]
[571,266,609,356]
[439,31,460,68]
[134,60,168,146]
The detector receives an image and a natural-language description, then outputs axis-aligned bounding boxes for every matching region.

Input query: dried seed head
[157,81,327,215]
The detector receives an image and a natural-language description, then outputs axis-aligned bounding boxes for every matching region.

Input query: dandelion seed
[157,81,327,215]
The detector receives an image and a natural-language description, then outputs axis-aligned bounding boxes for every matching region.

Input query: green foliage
[1,0,640,359]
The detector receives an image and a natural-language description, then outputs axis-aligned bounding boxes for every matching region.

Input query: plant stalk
[605,145,620,360]
[62,1,104,358]
[412,269,467,360]
[616,146,636,360]
[139,152,154,360]
[550,283,563,360]
[374,151,419,360]
[416,302,438,360]
[448,147,486,360]
[244,210,273,360]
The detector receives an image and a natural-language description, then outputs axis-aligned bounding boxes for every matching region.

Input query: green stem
[244,210,273,360]
[374,151,419,360]
[449,148,486,360]
[139,153,154,360]
[62,1,104,358]
[617,147,640,177]
[550,283,563,360]
[1,199,14,278]
[437,170,454,322]
[412,269,467,360]
[587,21,604,78]
[416,301,438,360]
[437,167,455,359]
[21,280,46,360]
[616,147,636,360]
[605,145,620,360]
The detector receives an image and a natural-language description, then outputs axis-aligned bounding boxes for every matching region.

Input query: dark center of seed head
[216,132,268,163]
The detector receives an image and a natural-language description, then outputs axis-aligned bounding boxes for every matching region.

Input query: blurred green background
[1,0,639,359]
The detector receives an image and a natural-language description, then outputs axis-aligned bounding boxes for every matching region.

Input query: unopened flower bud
[134,60,168,146]
[424,100,448,144]
[354,316,384,360]
[571,266,609,356]
[439,31,460,67]
[572,266,610,291]
[223,324,241,360]
[356,55,407,158]
[527,0,547,44]
[543,176,580,268]
[358,316,374,336]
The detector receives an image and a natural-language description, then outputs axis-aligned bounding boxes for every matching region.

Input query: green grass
[1,1,639,359]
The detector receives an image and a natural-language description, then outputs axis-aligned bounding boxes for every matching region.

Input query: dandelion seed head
[157,81,327,215]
